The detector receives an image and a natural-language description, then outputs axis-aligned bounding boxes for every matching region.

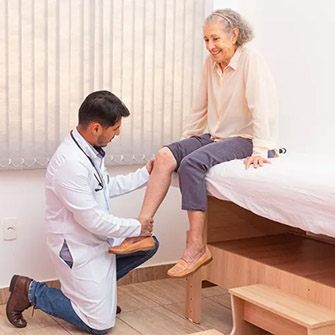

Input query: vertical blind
[0,0,208,169]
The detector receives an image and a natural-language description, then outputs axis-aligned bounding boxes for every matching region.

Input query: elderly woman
[110,9,278,277]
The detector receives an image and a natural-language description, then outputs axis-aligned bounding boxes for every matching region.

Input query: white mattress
[206,153,335,238]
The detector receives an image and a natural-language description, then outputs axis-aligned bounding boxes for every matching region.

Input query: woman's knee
[178,155,203,175]
[155,147,177,172]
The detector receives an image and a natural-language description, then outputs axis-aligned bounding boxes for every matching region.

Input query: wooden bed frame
[185,196,335,324]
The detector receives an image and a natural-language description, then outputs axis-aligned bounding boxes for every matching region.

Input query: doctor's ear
[89,122,103,135]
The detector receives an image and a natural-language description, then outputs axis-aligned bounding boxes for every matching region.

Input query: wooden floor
[0,278,233,335]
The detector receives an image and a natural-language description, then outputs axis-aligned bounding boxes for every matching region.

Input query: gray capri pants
[166,133,274,212]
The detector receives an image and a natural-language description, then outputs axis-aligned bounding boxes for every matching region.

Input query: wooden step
[229,284,335,335]
[189,330,225,335]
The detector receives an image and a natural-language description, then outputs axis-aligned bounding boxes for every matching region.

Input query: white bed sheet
[206,153,335,238]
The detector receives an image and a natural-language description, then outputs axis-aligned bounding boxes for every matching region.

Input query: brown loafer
[6,275,33,328]
[167,247,212,278]
[116,305,121,314]
[109,236,155,255]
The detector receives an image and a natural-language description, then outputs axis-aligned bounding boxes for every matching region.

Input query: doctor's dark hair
[78,90,130,128]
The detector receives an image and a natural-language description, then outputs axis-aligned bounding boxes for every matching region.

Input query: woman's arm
[244,49,278,168]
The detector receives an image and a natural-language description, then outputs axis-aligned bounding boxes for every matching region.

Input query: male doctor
[6,90,159,334]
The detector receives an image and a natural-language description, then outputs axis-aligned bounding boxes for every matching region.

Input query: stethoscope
[70,130,104,192]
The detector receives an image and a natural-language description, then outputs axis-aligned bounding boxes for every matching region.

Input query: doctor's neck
[76,124,97,147]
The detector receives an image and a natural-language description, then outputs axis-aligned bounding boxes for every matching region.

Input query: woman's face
[203,23,238,66]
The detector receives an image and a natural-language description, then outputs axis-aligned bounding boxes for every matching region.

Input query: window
[0,0,208,169]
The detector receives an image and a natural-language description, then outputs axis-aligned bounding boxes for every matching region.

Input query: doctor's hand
[146,159,155,174]
[138,217,154,236]
[244,155,271,170]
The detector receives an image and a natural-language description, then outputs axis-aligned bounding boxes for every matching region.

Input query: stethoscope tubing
[70,130,104,192]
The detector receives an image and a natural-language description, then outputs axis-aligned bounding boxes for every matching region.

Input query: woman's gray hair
[204,9,254,46]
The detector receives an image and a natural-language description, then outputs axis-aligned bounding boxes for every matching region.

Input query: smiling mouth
[211,50,221,56]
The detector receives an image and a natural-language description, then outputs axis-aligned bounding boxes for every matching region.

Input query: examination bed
[184,153,335,325]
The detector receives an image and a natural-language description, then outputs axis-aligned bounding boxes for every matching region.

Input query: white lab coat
[45,128,149,330]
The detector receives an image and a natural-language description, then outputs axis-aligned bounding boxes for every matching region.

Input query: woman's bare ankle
[181,244,206,265]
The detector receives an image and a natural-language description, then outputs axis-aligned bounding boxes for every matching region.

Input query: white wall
[214,0,335,154]
[0,167,188,288]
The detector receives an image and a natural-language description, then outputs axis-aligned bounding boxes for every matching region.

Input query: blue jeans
[28,236,159,334]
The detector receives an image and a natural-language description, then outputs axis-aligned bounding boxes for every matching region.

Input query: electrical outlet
[3,217,18,241]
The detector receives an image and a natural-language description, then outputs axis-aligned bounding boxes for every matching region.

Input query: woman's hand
[244,156,271,169]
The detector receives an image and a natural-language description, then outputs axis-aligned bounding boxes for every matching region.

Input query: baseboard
[0,263,174,305]
[117,263,173,286]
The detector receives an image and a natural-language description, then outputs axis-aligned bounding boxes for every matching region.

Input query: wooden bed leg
[229,296,263,335]
[185,269,203,324]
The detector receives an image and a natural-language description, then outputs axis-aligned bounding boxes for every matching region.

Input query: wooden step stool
[189,330,225,335]
[229,284,335,335]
